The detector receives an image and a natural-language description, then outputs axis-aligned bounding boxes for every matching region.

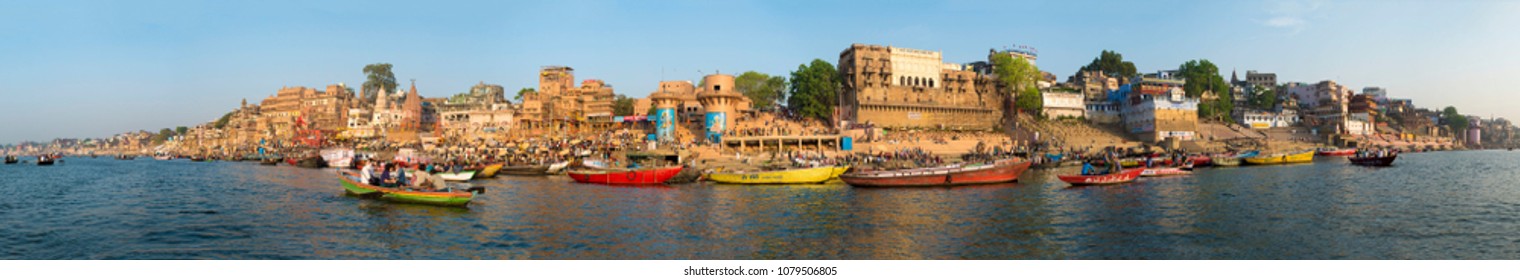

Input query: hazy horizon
[3,0,1517,144]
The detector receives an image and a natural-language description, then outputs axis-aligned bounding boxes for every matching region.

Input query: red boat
[1140,167,1192,177]
[1058,168,1146,186]
[840,158,1032,187]
[1349,155,1397,166]
[1188,155,1212,166]
[568,166,684,185]
[1316,148,1357,156]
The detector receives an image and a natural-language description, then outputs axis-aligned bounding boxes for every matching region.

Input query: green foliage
[151,128,175,144]
[1078,50,1138,78]
[1443,106,1469,133]
[1015,87,1043,115]
[992,55,1041,113]
[734,71,787,109]
[362,63,398,103]
[213,112,234,129]
[787,59,840,122]
[175,126,189,136]
[1178,59,1235,123]
[1249,85,1278,110]
[514,88,535,101]
[613,94,636,116]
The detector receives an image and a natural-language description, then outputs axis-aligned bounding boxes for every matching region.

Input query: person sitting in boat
[379,164,396,187]
[394,164,409,188]
[361,161,377,185]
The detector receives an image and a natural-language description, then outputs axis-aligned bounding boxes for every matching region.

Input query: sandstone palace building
[837,44,1006,131]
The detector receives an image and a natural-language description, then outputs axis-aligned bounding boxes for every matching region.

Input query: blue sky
[2,0,1517,144]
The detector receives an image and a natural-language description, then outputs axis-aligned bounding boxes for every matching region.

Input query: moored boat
[320,148,355,168]
[337,171,480,207]
[1316,148,1357,156]
[568,166,684,185]
[1212,156,1242,167]
[474,163,505,178]
[1349,154,1397,167]
[498,164,553,176]
[840,158,1031,187]
[708,165,839,184]
[1058,168,1145,186]
[295,155,328,168]
[1140,167,1192,177]
[259,158,280,166]
[1245,150,1314,165]
[828,165,850,179]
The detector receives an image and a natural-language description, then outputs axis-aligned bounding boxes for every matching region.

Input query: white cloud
[1261,0,1324,34]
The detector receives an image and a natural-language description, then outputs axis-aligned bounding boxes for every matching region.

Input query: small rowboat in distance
[1316,148,1357,156]
[1058,168,1145,186]
[337,171,481,207]
[474,163,505,178]
[499,164,554,176]
[708,165,838,185]
[568,166,684,185]
[841,159,1031,187]
[1349,154,1397,167]
[36,156,55,166]
[5,156,19,164]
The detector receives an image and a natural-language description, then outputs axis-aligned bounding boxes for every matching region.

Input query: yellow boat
[828,165,851,179]
[1120,159,1142,168]
[1245,150,1315,165]
[708,166,838,184]
[474,163,505,179]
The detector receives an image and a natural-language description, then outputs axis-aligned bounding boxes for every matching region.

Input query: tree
[175,126,189,136]
[1078,50,1138,79]
[1249,85,1277,110]
[612,94,636,116]
[992,54,1042,113]
[734,71,787,109]
[1443,106,1469,135]
[1178,59,1235,122]
[514,88,535,101]
[787,59,840,121]
[151,128,176,144]
[362,63,398,104]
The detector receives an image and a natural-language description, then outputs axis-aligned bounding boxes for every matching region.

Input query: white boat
[320,148,354,168]
[436,171,477,182]
[547,161,571,173]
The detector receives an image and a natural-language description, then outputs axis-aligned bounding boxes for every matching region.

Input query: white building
[1085,100,1121,124]
[888,46,943,88]
[1235,108,1299,129]
[1041,91,1085,119]
[1123,88,1199,142]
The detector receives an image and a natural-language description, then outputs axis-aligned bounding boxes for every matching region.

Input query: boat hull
[1213,157,1241,166]
[568,166,684,185]
[1245,151,1315,165]
[841,159,1031,187]
[1058,168,1145,186]
[1317,149,1357,156]
[1349,155,1397,166]
[475,163,505,178]
[1140,167,1192,177]
[708,166,838,184]
[338,171,472,207]
[499,165,552,176]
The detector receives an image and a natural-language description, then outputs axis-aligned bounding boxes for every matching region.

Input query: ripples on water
[2,151,1518,259]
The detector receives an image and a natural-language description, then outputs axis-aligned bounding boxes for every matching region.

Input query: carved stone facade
[838,44,1005,130]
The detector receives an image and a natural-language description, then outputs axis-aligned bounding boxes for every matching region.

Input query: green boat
[337,171,481,207]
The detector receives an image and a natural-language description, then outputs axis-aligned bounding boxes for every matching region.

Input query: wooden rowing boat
[473,163,505,178]
[337,171,478,207]
[568,166,684,185]
[1316,148,1357,156]
[708,166,839,184]
[1245,150,1314,165]
[840,159,1031,187]
[498,164,553,176]
[1058,168,1145,186]
[1140,167,1192,177]
[828,166,850,179]
[1349,155,1397,167]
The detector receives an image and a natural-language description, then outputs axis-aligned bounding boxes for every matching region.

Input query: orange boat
[1058,168,1145,186]
[840,158,1031,187]
[568,166,684,185]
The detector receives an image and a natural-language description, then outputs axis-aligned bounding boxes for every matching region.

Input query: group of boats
[2,154,60,165]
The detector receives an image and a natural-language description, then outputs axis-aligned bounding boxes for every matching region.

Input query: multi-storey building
[518,66,618,126]
[1041,91,1085,119]
[837,44,1006,130]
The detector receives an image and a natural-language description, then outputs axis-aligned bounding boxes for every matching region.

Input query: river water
[2,150,1518,259]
